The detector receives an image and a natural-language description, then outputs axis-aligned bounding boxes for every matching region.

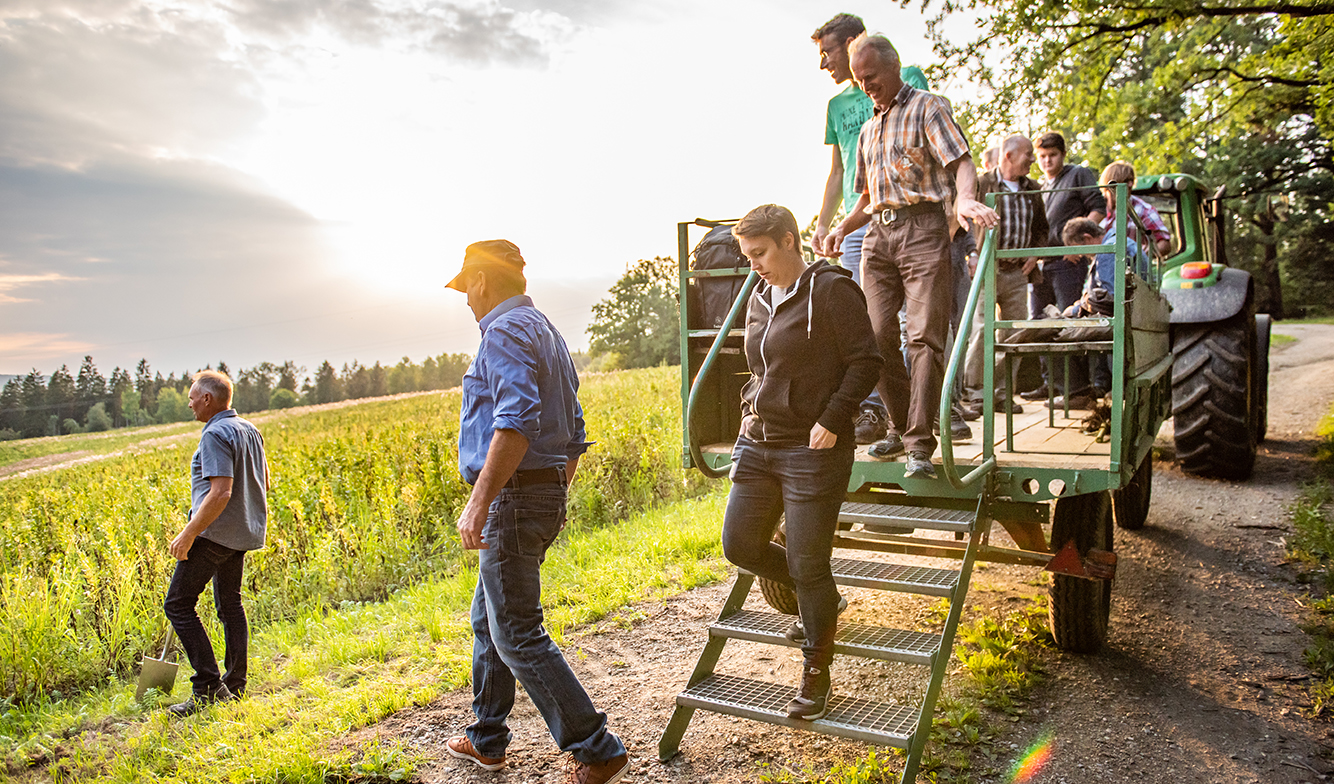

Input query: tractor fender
[1164,267,1254,325]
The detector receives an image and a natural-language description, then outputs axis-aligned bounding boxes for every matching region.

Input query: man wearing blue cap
[443,240,629,784]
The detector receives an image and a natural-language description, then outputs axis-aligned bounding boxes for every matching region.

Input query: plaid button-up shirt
[1102,195,1172,250]
[854,83,971,211]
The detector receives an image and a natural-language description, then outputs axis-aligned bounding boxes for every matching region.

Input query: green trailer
[658,184,1174,782]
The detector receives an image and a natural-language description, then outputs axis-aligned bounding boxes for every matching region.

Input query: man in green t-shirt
[811,13,886,445]
[810,14,937,448]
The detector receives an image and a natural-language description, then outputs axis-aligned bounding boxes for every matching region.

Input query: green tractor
[1138,173,1270,480]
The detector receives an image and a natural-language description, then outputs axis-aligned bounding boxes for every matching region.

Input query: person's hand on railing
[956,196,999,232]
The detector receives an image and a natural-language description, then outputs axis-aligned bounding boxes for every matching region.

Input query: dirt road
[363,325,1334,784]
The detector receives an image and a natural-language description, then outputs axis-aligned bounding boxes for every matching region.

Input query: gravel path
[352,326,1334,783]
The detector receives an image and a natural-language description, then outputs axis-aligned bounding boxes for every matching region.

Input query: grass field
[0,421,203,471]
[2,491,729,782]
[0,366,728,781]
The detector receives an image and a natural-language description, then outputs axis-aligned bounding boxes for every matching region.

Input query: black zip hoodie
[739,260,883,445]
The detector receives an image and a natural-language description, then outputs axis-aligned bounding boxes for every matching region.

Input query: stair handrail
[685,267,759,479]
[939,218,997,489]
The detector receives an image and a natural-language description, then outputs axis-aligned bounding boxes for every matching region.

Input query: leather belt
[504,465,567,489]
[872,201,943,225]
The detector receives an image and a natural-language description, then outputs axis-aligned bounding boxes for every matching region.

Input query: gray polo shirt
[191,409,268,551]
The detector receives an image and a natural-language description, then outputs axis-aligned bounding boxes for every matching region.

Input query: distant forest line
[0,353,473,440]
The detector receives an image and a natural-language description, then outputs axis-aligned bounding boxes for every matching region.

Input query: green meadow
[0,366,730,782]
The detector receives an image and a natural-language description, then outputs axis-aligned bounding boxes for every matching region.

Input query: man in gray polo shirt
[163,369,269,717]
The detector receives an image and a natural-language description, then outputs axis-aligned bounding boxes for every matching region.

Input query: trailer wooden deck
[701,402,1112,472]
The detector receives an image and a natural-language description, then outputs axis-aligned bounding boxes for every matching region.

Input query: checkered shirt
[1102,195,1172,249]
[854,83,971,211]
[994,181,1038,250]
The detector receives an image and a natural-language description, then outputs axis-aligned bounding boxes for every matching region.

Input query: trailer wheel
[1171,304,1257,480]
[1049,491,1113,653]
[1112,451,1152,531]
[757,522,800,615]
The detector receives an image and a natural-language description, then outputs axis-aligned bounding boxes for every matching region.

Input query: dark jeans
[163,536,248,697]
[946,232,972,406]
[1030,257,1087,316]
[467,485,626,765]
[722,438,854,669]
[1033,257,1090,391]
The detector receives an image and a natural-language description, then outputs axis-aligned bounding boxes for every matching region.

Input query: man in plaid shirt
[962,134,1048,411]
[816,33,998,480]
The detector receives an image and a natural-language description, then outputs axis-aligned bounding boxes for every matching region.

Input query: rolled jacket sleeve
[485,325,543,442]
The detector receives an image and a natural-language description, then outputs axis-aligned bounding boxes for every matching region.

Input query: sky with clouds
[0,0,967,380]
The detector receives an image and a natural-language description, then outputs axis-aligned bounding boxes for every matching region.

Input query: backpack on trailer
[686,224,750,331]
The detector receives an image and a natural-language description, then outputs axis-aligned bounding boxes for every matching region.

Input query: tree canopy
[587,256,681,370]
[910,0,1334,314]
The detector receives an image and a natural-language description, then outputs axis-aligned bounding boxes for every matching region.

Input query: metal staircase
[658,496,988,783]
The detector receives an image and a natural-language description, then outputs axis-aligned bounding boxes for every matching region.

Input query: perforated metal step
[712,609,940,665]
[677,673,918,748]
[839,501,975,533]
[830,557,959,597]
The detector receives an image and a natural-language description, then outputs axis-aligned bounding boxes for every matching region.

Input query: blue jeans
[466,485,625,764]
[839,224,868,285]
[164,536,248,696]
[839,226,885,414]
[722,438,854,669]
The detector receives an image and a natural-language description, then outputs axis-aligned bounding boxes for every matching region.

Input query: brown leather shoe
[568,752,629,784]
[446,735,505,771]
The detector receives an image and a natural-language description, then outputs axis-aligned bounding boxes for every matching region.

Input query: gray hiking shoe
[904,451,937,479]
[867,433,905,460]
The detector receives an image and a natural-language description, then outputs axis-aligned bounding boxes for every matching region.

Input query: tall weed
[0,367,703,701]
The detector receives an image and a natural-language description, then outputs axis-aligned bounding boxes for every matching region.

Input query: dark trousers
[1033,257,1090,391]
[862,211,953,457]
[722,438,854,670]
[163,537,248,696]
[1030,257,1087,317]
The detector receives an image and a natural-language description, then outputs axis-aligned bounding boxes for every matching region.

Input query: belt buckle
[879,208,898,225]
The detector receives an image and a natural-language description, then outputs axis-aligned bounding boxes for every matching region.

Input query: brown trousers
[861,209,953,457]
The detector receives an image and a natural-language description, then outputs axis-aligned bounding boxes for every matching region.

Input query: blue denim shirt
[458,295,591,485]
[1090,230,1146,295]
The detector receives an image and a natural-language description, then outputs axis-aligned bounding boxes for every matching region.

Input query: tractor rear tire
[1171,306,1257,480]
[1048,491,1113,654]
[1112,451,1153,531]
[756,522,800,615]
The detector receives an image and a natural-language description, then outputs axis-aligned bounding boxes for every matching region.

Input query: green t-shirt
[825,83,874,212]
